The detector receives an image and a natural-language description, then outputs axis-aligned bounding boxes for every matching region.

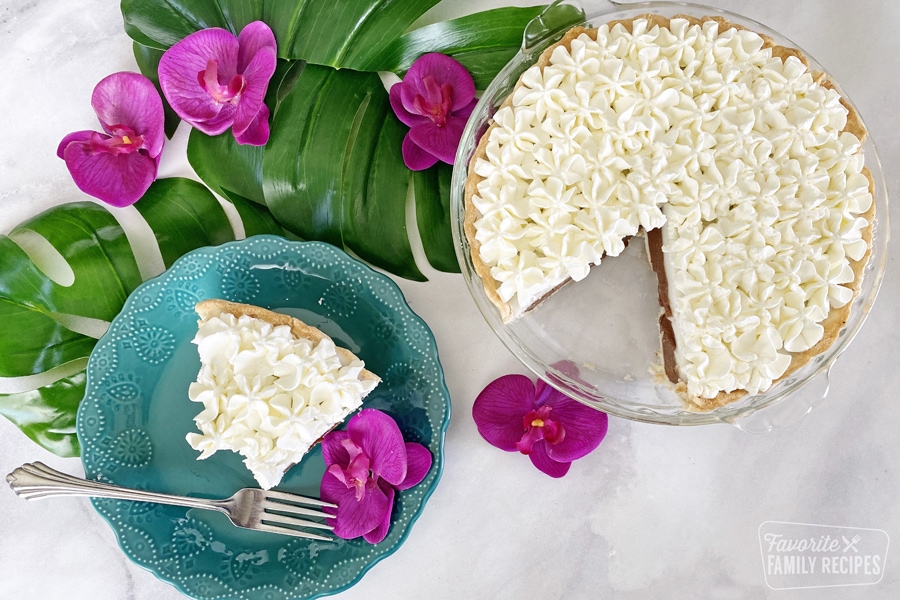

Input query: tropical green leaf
[0,178,286,455]
[362,6,543,83]
[284,0,440,68]
[122,1,556,281]
[133,178,235,268]
[13,203,143,321]
[414,162,457,273]
[262,65,424,280]
[260,65,334,239]
[185,59,306,208]
[267,59,307,113]
[188,128,265,205]
[132,42,181,138]
[120,0,229,49]
[227,194,293,239]
[346,110,419,278]
[0,236,97,377]
[120,0,441,67]
[371,4,585,88]
[0,369,85,458]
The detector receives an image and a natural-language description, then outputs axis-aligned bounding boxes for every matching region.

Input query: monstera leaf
[124,0,584,279]
[121,0,442,65]
[0,178,286,456]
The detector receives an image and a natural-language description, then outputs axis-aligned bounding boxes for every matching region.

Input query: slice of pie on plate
[186,299,380,489]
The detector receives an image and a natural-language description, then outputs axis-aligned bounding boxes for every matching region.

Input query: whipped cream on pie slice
[464,16,873,407]
[186,299,380,489]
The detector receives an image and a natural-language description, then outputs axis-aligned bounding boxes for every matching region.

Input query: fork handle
[6,462,227,514]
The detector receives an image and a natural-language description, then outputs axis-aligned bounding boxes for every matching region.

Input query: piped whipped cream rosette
[463,15,874,408]
[186,300,380,489]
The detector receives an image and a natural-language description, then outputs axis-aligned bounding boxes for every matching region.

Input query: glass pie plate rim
[449,0,890,428]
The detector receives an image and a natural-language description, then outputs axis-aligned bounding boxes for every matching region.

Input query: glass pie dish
[450,0,890,429]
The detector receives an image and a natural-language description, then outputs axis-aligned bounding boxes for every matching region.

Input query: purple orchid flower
[320,409,432,543]
[158,21,277,146]
[473,374,608,478]
[389,53,478,171]
[56,72,164,207]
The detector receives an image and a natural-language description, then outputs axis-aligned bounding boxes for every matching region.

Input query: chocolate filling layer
[646,227,679,384]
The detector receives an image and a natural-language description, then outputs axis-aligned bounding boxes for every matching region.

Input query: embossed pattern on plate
[76,236,451,600]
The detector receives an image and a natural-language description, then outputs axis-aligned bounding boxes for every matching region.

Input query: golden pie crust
[195,299,380,385]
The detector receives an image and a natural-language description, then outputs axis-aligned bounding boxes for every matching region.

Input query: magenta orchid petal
[232,47,276,137]
[159,22,275,145]
[321,471,392,540]
[236,21,277,72]
[389,84,429,128]
[91,72,165,158]
[348,409,407,486]
[234,103,270,146]
[390,53,475,168]
[529,441,572,478]
[57,131,94,158]
[401,53,476,114]
[549,359,582,381]
[58,72,164,206]
[62,144,159,207]
[408,114,466,164]
[472,374,537,452]
[401,134,439,171]
[319,409,428,543]
[321,429,351,466]
[534,378,556,406]
[362,481,395,544]
[473,372,609,477]
[192,103,239,136]
[454,97,478,122]
[159,28,239,123]
[326,438,371,500]
[542,394,609,463]
[395,442,432,491]
[514,423,544,455]
[541,418,564,445]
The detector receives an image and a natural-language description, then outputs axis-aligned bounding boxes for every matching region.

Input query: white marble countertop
[1,0,898,598]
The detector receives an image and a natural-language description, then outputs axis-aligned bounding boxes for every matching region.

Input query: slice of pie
[464,15,874,409]
[186,299,380,489]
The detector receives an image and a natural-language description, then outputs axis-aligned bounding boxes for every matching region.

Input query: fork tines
[265,490,337,506]
[260,489,336,541]
[264,490,336,520]
[265,489,337,509]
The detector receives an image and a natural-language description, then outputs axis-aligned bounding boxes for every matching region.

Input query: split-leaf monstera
[0,179,287,456]
[124,0,584,280]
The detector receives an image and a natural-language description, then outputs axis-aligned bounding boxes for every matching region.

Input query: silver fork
[6,461,335,541]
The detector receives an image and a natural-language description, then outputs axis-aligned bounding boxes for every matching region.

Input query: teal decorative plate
[76,236,451,600]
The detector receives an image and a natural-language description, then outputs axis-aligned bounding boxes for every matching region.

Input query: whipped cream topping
[471,18,871,398]
[186,312,378,489]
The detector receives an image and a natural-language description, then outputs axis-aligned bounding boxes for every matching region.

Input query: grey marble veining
[1,0,898,598]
